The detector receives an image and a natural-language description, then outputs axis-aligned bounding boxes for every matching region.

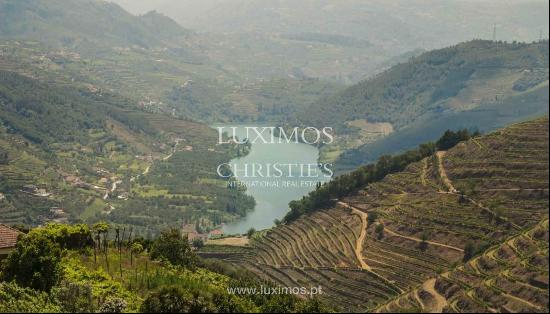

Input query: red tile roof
[209,229,224,236]
[0,224,22,249]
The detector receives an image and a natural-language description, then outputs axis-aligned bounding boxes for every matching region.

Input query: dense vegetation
[0,223,332,313]
[0,71,154,145]
[299,40,548,131]
[296,40,549,171]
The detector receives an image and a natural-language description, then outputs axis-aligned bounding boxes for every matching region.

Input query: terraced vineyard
[227,117,549,312]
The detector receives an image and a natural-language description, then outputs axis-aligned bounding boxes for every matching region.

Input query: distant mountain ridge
[0,0,190,50]
[301,40,549,130]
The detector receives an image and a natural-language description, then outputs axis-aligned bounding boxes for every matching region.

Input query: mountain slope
[336,82,549,171]
[0,67,254,235]
[300,40,548,170]
[221,117,549,312]
[0,0,189,49]
[302,40,548,130]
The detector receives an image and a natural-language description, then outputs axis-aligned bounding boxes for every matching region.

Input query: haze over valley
[0,1,548,313]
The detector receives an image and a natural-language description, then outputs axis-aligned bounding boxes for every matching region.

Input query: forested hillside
[299,40,549,170]
[211,117,549,312]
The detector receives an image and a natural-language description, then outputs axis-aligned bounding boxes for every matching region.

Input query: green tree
[375,223,385,240]
[192,238,204,250]
[1,234,62,291]
[368,212,379,226]
[130,242,144,266]
[419,231,430,251]
[150,229,196,267]
[0,149,8,165]
[246,228,256,238]
[130,242,144,255]
[141,286,215,313]
[463,242,476,261]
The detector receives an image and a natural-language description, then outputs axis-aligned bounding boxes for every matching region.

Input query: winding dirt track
[337,201,373,271]
[422,278,448,313]
[436,151,458,193]
[351,207,372,271]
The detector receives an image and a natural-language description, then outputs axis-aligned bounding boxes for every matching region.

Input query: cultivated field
[219,117,549,312]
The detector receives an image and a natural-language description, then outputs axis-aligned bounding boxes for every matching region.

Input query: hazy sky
[110,0,549,44]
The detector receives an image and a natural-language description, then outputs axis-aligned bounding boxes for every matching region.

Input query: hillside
[213,117,549,312]
[0,224,330,312]
[112,0,550,85]
[336,82,549,171]
[300,40,549,170]
[0,0,190,49]
[0,0,347,124]
[0,67,254,236]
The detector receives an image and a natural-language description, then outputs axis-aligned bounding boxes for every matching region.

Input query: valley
[217,124,330,234]
[0,1,548,312]
[205,117,549,312]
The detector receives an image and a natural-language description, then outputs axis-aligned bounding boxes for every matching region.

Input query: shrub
[52,280,95,313]
[211,291,255,313]
[0,282,61,313]
[260,293,300,313]
[375,223,385,240]
[29,223,94,250]
[61,257,140,312]
[140,286,213,313]
[98,297,127,313]
[297,297,334,313]
[419,231,430,251]
[463,241,491,262]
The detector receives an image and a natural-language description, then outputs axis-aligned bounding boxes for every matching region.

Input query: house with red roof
[208,229,224,239]
[0,224,22,258]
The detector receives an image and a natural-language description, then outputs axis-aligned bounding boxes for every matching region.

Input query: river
[215,125,331,234]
